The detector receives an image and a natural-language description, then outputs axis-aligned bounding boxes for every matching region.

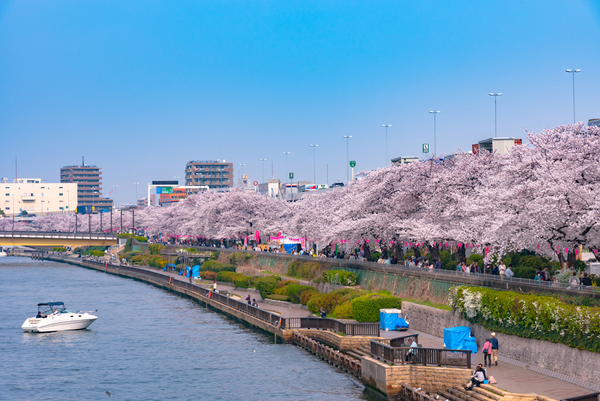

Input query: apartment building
[185,160,233,192]
[60,163,113,211]
[1,179,77,216]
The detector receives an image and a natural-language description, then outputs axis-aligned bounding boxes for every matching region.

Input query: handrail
[0,230,118,240]
[370,339,471,368]
[284,317,379,336]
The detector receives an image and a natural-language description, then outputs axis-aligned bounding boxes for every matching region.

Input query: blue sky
[1,0,599,206]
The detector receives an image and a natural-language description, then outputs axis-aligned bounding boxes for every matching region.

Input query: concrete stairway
[438,383,508,401]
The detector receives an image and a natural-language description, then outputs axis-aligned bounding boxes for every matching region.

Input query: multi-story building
[391,156,419,165]
[60,162,113,211]
[0,179,77,216]
[137,198,148,208]
[472,137,522,155]
[185,160,233,193]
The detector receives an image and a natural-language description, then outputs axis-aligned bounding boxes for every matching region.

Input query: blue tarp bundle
[380,309,409,331]
[284,244,298,254]
[444,326,478,353]
[163,262,177,272]
[191,265,200,278]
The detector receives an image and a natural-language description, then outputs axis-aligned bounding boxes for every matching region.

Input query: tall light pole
[342,135,352,183]
[238,164,245,187]
[381,125,391,166]
[428,111,440,155]
[310,144,318,184]
[282,152,290,184]
[489,93,502,137]
[565,69,581,123]
[134,183,139,205]
[259,158,267,183]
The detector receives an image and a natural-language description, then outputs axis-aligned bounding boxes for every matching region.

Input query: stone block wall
[401,302,600,387]
[301,329,381,351]
[361,356,472,396]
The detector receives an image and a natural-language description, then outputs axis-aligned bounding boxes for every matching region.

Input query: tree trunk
[428,243,441,263]
[412,246,421,259]
[381,243,389,258]
[364,242,371,261]
[457,244,466,263]
[395,242,404,263]
[567,250,577,270]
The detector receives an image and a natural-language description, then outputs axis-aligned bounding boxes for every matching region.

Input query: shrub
[52,247,67,252]
[274,287,288,295]
[131,255,145,263]
[217,271,238,282]
[88,250,105,257]
[266,294,290,302]
[512,266,537,279]
[124,237,133,252]
[519,255,544,270]
[370,252,382,262]
[254,276,281,299]
[118,233,133,239]
[300,288,318,305]
[307,292,343,314]
[322,270,357,286]
[448,286,600,353]
[186,247,197,254]
[287,261,321,280]
[466,253,484,265]
[134,236,148,242]
[286,284,316,304]
[233,274,254,289]
[332,301,353,319]
[351,293,402,322]
[119,251,140,261]
[200,270,217,280]
[201,260,236,273]
[149,244,163,255]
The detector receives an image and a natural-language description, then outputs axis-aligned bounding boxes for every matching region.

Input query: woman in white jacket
[465,366,486,390]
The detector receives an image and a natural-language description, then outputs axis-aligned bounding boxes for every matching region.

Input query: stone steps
[472,386,502,401]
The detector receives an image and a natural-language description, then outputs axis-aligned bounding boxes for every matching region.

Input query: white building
[0,179,78,216]
[472,137,522,155]
[391,156,420,165]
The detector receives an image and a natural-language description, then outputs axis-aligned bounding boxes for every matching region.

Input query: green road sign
[349,161,356,168]
[161,187,174,194]
[289,172,294,179]
[422,144,429,154]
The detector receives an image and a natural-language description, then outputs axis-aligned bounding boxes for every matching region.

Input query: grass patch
[403,298,451,311]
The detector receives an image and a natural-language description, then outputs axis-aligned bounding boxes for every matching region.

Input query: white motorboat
[0,247,6,257]
[22,302,98,333]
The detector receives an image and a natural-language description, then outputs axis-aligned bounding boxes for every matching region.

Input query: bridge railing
[0,231,118,240]
[370,339,471,368]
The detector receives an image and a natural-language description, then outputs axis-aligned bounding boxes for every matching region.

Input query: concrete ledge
[301,329,383,351]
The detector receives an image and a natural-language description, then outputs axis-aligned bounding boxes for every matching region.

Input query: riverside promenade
[147,265,593,400]
[47,255,595,400]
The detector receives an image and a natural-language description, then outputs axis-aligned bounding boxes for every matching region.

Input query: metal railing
[389,333,419,347]
[561,393,600,401]
[49,256,380,335]
[370,339,471,368]
[0,231,118,240]
[190,246,600,296]
[284,317,380,336]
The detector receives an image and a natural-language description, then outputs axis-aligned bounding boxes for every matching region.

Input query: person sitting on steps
[465,366,485,390]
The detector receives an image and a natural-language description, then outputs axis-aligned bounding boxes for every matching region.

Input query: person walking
[490,333,499,366]
[481,338,492,367]
[505,265,514,281]
[213,280,217,293]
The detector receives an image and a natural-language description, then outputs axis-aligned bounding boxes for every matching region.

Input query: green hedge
[332,301,353,319]
[89,250,105,257]
[287,261,321,280]
[449,286,600,353]
[200,270,217,280]
[201,260,236,273]
[322,270,357,286]
[254,276,281,299]
[233,274,254,289]
[266,294,290,302]
[118,233,133,239]
[307,292,343,314]
[134,236,148,242]
[217,271,238,282]
[52,247,67,252]
[351,293,401,322]
[284,284,316,304]
[149,244,163,255]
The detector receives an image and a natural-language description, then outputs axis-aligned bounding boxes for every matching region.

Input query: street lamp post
[310,145,318,184]
[565,69,581,123]
[259,158,267,183]
[134,183,139,206]
[282,152,290,184]
[489,93,502,137]
[342,136,352,183]
[381,125,391,166]
[428,111,440,155]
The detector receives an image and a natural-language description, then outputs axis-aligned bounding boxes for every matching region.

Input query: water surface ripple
[0,257,376,401]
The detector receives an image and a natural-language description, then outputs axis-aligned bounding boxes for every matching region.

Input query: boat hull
[22,314,98,333]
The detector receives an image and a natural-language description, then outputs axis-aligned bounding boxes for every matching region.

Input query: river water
[0,257,377,401]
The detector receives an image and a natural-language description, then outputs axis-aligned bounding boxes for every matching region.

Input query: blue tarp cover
[191,265,200,278]
[284,244,298,254]
[380,309,409,331]
[444,326,477,352]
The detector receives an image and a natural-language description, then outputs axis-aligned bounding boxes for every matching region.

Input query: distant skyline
[1,0,599,206]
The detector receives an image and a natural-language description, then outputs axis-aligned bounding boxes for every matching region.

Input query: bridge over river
[0,231,118,247]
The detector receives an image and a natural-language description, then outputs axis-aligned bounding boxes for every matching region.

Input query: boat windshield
[37,302,67,316]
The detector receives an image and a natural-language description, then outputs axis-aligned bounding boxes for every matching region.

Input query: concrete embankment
[47,256,292,342]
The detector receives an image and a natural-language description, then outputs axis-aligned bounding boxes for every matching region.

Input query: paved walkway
[126,264,595,399]
[381,328,593,400]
